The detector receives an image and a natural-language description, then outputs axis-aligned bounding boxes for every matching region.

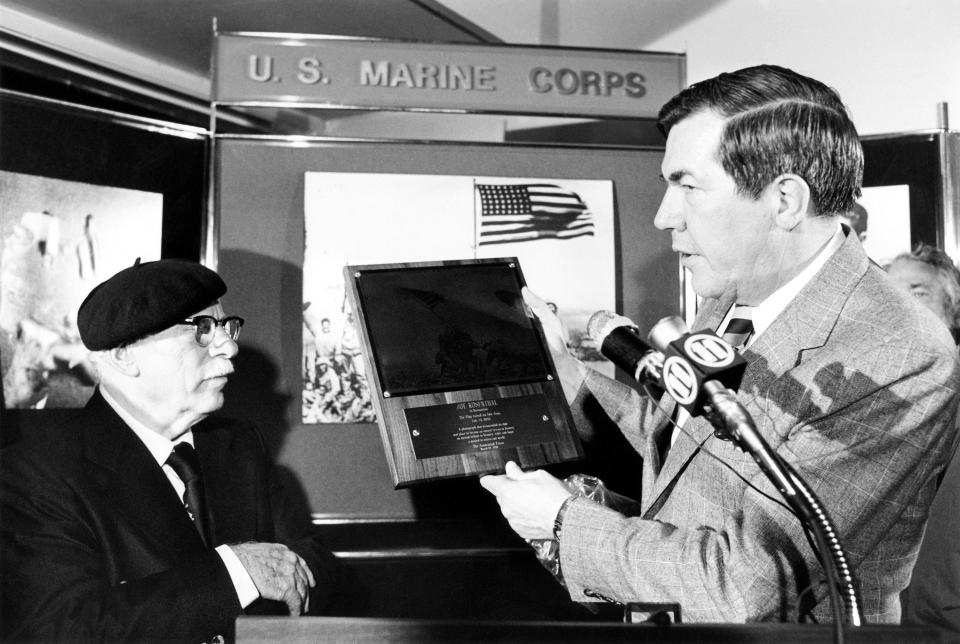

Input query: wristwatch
[553,495,575,540]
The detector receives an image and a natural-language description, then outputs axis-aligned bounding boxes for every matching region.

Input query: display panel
[0,90,206,441]
[215,137,674,513]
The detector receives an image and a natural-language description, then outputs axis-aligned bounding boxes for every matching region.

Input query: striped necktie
[722,305,754,350]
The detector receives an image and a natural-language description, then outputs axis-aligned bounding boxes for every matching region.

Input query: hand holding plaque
[343,258,583,487]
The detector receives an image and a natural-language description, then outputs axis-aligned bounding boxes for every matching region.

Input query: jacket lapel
[82,390,206,556]
[744,227,868,389]
[641,227,869,517]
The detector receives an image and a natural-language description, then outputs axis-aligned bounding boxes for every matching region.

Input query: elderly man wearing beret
[0,258,338,643]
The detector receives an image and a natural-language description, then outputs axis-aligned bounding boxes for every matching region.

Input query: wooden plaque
[343,258,583,487]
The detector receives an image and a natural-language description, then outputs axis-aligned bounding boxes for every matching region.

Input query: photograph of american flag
[475,183,594,246]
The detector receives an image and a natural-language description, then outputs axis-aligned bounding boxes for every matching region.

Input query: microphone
[587,311,749,420]
[647,316,748,419]
[586,310,663,386]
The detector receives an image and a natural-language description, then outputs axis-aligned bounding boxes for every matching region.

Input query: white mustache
[205,362,235,379]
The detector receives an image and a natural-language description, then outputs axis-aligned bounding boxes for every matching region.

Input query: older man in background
[886,243,960,345]
[897,245,960,633]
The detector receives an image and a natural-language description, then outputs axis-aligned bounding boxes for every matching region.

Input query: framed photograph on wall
[0,90,207,433]
[301,171,617,425]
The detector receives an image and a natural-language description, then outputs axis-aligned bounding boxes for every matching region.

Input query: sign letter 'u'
[248,55,274,82]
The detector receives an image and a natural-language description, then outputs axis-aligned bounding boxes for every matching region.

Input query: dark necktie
[722,305,755,350]
[166,443,210,547]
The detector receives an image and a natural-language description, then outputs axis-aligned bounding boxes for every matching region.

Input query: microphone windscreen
[647,316,688,352]
[587,310,638,344]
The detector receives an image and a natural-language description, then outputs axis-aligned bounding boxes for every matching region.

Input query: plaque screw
[384,391,391,398]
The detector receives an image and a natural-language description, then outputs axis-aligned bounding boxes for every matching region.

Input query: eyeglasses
[177,315,245,346]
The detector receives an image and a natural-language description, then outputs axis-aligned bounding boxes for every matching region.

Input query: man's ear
[770,174,811,231]
[102,345,140,377]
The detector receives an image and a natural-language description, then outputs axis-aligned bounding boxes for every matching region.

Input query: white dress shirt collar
[99,386,194,465]
[722,223,846,344]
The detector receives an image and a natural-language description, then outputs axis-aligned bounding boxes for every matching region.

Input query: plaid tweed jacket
[559,228,960,623]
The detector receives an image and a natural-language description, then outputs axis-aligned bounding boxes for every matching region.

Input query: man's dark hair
[657,64,863,216]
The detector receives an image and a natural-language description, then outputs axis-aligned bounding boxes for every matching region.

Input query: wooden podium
[237,616,946,643]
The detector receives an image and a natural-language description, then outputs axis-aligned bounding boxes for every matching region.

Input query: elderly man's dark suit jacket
[0,390,337,643]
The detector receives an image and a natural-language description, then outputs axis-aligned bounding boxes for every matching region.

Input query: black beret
[77,258,227,351]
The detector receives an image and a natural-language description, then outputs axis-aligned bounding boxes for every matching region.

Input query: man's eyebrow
[660,170,693,183]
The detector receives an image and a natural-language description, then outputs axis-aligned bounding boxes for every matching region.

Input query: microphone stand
[701,381,863,643]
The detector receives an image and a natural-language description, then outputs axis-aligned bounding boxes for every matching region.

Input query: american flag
[475,183,594,246]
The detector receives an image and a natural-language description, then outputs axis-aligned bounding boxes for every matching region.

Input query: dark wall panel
[216,138,674,520]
